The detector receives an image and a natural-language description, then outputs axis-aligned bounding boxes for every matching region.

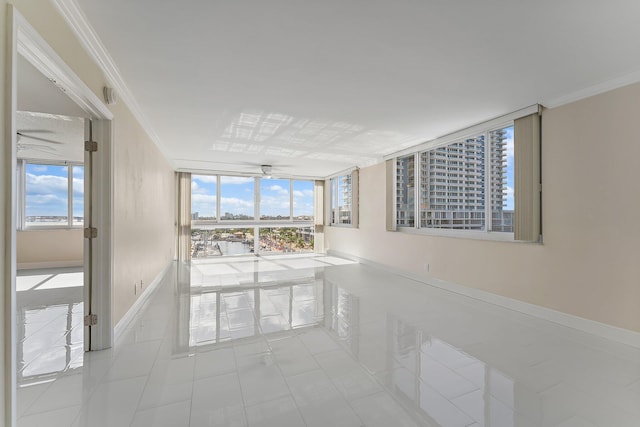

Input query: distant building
[397,129,512,231]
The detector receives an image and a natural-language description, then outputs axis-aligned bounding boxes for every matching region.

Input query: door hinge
[84,227,98,238]
[84,314,98,326]
[85,141,98,152]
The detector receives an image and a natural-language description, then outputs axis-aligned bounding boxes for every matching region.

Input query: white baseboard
[17,260,83,270]
[114,261,174,340]
[328,250,640,349]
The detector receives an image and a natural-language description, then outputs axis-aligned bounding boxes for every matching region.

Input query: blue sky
[191,175,314,218]
[25,164,83,217]
[504,126,515,211]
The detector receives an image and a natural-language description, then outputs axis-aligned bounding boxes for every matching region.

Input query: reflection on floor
[16,267,84,419]
[16,255,640,427]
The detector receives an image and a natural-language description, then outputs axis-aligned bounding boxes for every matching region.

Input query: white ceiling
[73,0,640,178]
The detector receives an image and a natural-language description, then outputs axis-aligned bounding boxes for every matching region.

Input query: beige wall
[111,99,175,323]
[16,229,83,268]
[326,82,640,333]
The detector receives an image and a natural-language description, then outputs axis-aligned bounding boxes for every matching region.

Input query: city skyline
[192,175,314,219]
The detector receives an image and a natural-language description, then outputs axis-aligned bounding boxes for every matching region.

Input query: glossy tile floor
[16,255,640,427]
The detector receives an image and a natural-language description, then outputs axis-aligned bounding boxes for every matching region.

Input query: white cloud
[266,184,289,196]
[260,195,290,215]
[192,194,216,204]
[26,173,68,192]
[191,194,216,216]
[72,177,84,196]
[27,194,66,205]
[220,197,253,214]
[191,181,210,194]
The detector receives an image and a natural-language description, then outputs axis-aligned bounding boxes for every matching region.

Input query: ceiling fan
[175,158,293,178]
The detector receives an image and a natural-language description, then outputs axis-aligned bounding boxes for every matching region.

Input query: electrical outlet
[134,282,137,295]
[424,262,429,272]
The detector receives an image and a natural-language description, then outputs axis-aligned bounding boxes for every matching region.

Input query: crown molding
[544,68,640,109]
[51,0,174,166]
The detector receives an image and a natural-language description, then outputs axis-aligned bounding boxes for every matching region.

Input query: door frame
[5,6,113,426]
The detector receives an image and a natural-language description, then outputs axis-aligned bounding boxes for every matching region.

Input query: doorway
[6,7,114,426]
[14,110,86,392]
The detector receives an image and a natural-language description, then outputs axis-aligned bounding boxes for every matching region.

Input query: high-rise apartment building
[397,128,512,231]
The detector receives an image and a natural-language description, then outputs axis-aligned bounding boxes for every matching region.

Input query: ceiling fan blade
[17,132,64,144]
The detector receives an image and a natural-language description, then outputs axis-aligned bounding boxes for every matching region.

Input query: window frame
[17,159,85,230]
[391,120,515,242]
[327,169,358,228]
[191,175,315,228]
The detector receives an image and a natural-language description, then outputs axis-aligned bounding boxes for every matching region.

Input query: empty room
[1,1,640,427]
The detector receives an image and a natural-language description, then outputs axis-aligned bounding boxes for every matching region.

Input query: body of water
[214,240,252,256]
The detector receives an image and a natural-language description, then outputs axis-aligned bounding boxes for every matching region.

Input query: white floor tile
[25,373,84,415]
[195,347,237,379]
[245,396,304,427]
[350,392,421,427]
[131,400,192,427]
[18,405,81,427]
[72,376,147,427]
[15,257,640,427]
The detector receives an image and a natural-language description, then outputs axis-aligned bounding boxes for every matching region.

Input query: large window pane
[259,227,314,254]
[191,175,217,220]
[72,166,84,226]
[293,180,314,221]
[331,174,352,225]
[490,126,514,232]
[191,228,254,258]
[220,176,254,220]
[260,178,290,220]
[419,135,486,230]
[396,155,415,227]
[25,164,69,227]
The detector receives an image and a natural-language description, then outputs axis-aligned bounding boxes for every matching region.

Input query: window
[190,175,316,256]
[191,175,217,221]
[220,176,254,220]
[390,106,539,241]
[329,171,357,226]
[19,161,84,229]
[260,178,290,220]
[293,180,314,221]
[396,155,415,227]
[419,134,488,230]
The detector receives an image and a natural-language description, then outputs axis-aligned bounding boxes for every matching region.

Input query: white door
[83,118,113,351]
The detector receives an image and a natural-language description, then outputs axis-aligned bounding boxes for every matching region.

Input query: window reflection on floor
[16,268,84,386]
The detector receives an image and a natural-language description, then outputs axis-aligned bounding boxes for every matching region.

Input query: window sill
[395,227,540,243]
[19,226,84,232]
[192,220,314,229]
